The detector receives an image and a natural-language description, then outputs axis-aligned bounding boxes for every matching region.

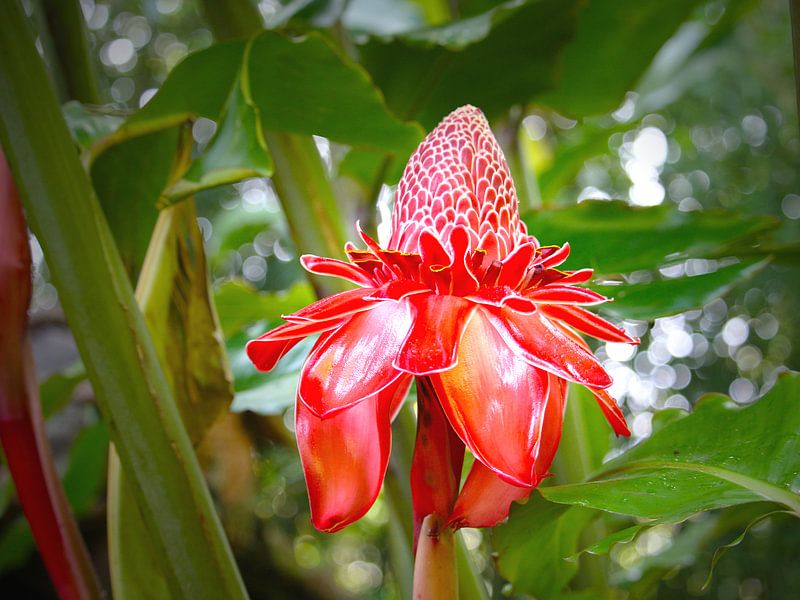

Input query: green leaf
[360,0,581,127]
[523,201,778,276]
[137,201,234,445]
[164,74,273,203]
[247,32,424,154]
[214,280,315,338]
[593,259,768,321]
[100,32,421,156]
[61,423,109,515]
[540,373,800,519]
[40,362,86,419]
[62,101,123,150]
[493,494,595,598]
[90,127,180,278]
[538,0,702,116]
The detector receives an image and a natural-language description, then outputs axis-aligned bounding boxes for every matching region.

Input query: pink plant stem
[0,153,102,600]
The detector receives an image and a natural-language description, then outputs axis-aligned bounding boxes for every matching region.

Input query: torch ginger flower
[247,105,638,535]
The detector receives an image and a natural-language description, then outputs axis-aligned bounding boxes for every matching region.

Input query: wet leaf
[540,373,800,520]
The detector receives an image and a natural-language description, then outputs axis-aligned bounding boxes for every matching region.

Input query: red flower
[247,106,638,535]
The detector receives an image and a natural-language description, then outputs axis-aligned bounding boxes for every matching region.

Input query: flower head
[247,105,638,534]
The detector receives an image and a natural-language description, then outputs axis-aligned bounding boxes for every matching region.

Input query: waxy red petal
[591,388,631,436]
[394,294,475,375]
[431,309,551,486]
[540,243,570,269]
[300,254,373,286]
[246,335,304,372]
[526,285,608,305]
[531,375,567,484]
[296,379,401,533]
[366,279,431,302]
[485,308,612,389]
[410,378,465,545]
[496,241,535,289]
[299,299,412,417]
[285,287,376,323]
[543,304,639,344]
[447,460,531,529]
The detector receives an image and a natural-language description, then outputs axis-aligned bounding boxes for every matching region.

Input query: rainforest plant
[0,0,798,599]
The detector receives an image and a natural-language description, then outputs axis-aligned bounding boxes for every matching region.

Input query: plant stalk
[0,3,247,598]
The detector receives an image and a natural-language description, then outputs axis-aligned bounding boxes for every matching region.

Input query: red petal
[447,460,531,529]
[447,226,480,296]
[253,316,347,341]
[285,287,376,323]
[591,388,631,436]
[299,300,412,416]
[497,242,535,288]
[430,309,552,486]
[540,243,570,269]
[543,304,639,344]
[410,378,464,545]
[485,308,612,389]
[556,268,594,285]
[527,285,608,305]
[394,294,475,375]
[466,286,536,313]
[531,375,567,484]
[366,279,431,302]
[296,381,397,532]
[301,254,373,286]
[246,335,303,372]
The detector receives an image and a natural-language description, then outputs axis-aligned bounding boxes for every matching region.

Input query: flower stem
[413,515,458,600]
[0,3,247,597]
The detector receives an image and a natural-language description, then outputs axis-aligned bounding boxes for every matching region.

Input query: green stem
[0,3,247,598]
[40,0,101,104]
[790,0,800,135]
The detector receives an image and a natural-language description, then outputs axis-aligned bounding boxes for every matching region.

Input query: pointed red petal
[366,279,431,302]
[497,241,535,289]
[299,300,412,416]
[296,382,397,533]
[285,287,376,323]
[531,375,567,484]
[540,243,570,269]
[543,304,639,344]
[300,254,373,286]
[430,309,551,486]
[394,294,475,375]
[485,308,612,389]
[527,285,608,305]
[591,388,630,436]
[447,460,531,529]
[556,268,594,285]
[447,226,480,296]
[246,335,304,372]
[410,379,465,546]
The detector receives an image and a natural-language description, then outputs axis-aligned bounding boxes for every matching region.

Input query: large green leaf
[540,373,800,519]
[246,32,423,154]
[493,495,595,598]
[100,32,421,157]
[523,201,778,276]
[359,0,581,128]
[90,128,180,278]
[165,74,273,203]
[538,0,702,116]
[593,260,768,321]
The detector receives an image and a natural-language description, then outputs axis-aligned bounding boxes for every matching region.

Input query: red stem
[0,152,103,600]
